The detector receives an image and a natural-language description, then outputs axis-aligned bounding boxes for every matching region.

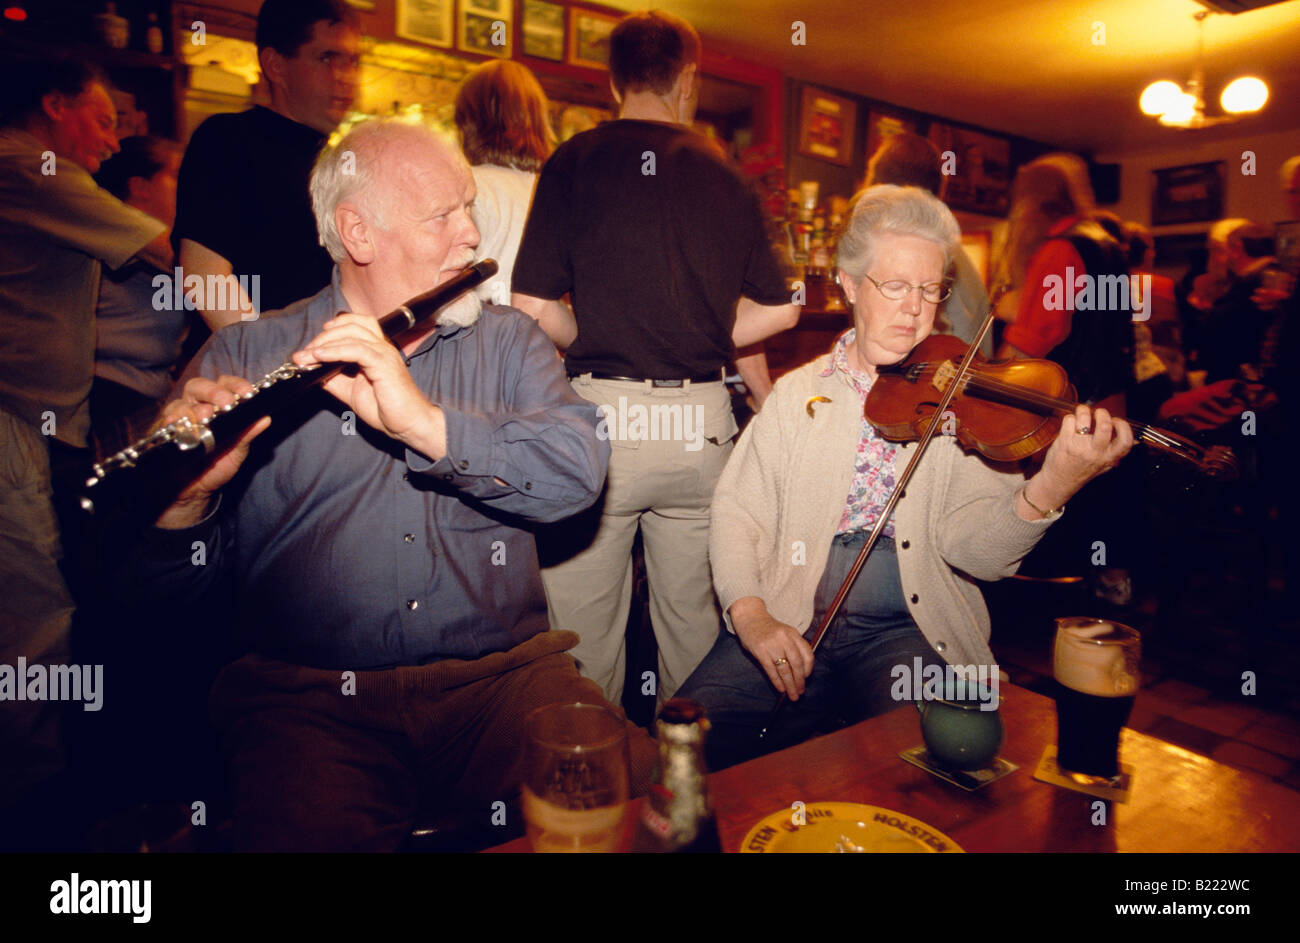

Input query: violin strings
[910,362,1200,459]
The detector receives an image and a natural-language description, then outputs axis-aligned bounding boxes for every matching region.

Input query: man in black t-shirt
[512,10,797,707]
[173,0,360,330]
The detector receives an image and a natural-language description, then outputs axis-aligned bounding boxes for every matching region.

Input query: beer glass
[1052,617,1140,781]
[522,702,630,853]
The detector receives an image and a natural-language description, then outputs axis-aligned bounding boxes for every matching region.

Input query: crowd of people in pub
[1,0,1296,851]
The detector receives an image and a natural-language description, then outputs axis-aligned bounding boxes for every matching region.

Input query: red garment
[1147,273,1177,316]
[1003,216,1086,357]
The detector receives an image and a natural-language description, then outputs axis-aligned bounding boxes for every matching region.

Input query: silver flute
[80,259,497,515]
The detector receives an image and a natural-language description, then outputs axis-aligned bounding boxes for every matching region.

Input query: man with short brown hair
[173,0,361,329]
[512,10,797,707]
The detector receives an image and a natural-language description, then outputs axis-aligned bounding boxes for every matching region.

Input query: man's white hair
[309,114,482,327]
[309,114,469,263]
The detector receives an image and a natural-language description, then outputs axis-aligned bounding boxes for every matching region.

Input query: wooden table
[487,682,1300,852]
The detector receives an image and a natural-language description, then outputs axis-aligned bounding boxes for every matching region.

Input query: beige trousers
[540,376,736,706]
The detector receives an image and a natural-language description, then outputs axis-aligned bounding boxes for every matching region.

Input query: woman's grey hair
[833,184,961,280]
[310,115,468,262]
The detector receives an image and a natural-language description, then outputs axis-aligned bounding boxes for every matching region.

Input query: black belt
[567,370,725,387]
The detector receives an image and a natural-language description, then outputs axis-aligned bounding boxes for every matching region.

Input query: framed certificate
[522,0,565,62]
[568,9,618,70]
[458,0,513,59]
[798,85,856,167]
[1152,162,1224,226]
[396,0,454,49]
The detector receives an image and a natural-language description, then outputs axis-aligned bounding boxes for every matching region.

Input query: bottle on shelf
[94,2,130,50]
[145,12,164,55]
[630,699,723,853]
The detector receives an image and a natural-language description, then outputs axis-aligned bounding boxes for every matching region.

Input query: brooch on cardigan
[806,395,832,417]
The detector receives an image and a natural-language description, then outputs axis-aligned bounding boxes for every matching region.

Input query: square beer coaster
[899,745,1018,791]
[1033,745,1133,803]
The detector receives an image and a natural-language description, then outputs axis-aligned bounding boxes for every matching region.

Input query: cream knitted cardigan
[709,354,1058,669]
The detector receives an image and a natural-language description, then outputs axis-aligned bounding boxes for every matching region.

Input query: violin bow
[758,286,1008,740]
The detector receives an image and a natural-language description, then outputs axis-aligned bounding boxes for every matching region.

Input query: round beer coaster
[740,802,964,853]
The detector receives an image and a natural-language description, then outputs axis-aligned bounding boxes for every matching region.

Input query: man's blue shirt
[129,272,608,669]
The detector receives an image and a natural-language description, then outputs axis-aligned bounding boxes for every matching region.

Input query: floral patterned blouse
[820,329,901,537]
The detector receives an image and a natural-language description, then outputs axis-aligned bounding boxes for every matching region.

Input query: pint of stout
[1052,618,1140,780]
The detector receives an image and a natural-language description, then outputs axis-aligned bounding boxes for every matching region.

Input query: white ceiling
[609,0,1300,155]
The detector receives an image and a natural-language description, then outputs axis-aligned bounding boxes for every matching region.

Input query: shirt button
[406,599,419,611]
[910,593,919,603]
[900,539,910,549]
[524,481,532,491]
[404,358,412,367]
[403,533,415,543]
[935,641,946,653]
[458,460,469,470]
[402,472,410,481]
[443,473,453,481]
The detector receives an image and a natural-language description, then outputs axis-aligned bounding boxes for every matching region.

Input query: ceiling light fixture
[1139,11,1268,129]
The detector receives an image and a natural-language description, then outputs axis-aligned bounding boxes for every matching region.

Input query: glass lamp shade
[1221,76,1268,114]
[1140,80,1183,116]
[1158,91,1198,125]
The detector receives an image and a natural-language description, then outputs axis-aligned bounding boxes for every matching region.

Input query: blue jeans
[677,532,944,771]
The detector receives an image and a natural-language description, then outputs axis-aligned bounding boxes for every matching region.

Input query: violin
[865,333,1238,480]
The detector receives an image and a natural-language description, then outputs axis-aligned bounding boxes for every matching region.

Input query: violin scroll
[1197,445,1239,482]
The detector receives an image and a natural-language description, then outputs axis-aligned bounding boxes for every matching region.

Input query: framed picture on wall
[865,108,917,168]
[798,85,856,167]
[459,0,513,58]
[927,122,1010,216]
[523,0,565,61]
[1152,162,1224,225]
[568,9,618,69]
[396,0,453,49]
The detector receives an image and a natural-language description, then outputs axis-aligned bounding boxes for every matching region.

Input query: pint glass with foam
[1052,618,1140,781]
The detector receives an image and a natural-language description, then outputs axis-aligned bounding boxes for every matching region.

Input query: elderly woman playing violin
[675,185,1133,771]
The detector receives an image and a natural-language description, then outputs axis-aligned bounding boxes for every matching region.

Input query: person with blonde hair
[1281,155,1300,221]
[995,153,1132,414]
[993,153,1137,605]
[454,60,556,306]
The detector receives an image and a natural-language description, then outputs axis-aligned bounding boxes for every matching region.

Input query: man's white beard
[436,288,482,328]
